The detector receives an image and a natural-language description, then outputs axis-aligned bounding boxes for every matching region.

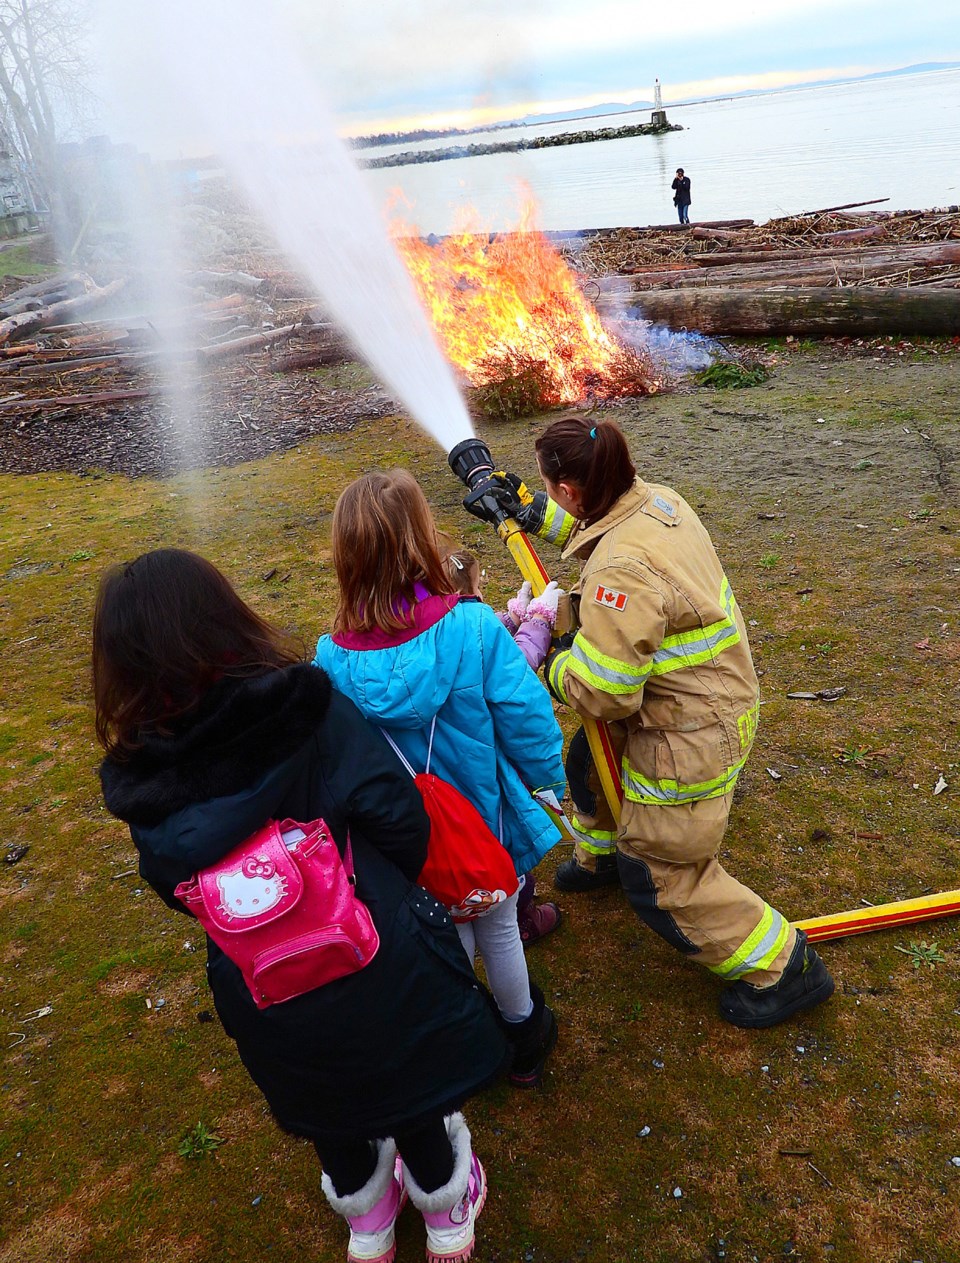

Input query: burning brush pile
[393,203,661,419]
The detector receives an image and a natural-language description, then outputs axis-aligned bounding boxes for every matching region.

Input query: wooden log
[689,226,745,244]
[817,224,888,244]
[794,197,890,217]
[189,292,248,314]
[0,272,92,306]
[0,387,154,415]
[183,269,267,296]
[605,242,960,291]
[601,286,960,336]
[195,324,298,363]
[0,279,128,345]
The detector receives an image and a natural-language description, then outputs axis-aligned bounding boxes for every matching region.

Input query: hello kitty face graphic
[217,855,288,919]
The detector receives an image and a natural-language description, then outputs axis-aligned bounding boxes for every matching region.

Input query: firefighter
[489,415,835,1029]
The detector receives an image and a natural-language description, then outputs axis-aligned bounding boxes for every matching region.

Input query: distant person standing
[672,168,691,224]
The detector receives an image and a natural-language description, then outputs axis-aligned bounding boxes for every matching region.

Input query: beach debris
[4,844,29,865]
[787,686,846,702]
[766,768,782,781]
[934,774,948,796]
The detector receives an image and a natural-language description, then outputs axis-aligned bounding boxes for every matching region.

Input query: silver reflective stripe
[568,635,649,693]
[651,620,740,672]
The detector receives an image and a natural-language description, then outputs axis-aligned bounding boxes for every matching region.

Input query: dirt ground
[1,337,959,1263]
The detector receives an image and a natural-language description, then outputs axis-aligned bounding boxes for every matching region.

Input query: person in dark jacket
[94,548,508,1263]
[671,168,691,224]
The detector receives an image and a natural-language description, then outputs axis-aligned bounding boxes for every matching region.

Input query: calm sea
[361,68,960,235]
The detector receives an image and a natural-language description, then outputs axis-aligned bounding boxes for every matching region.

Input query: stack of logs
[0,268,352,417]
[557,204,960,335]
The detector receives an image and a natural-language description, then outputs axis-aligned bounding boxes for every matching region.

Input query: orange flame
[392,198,658,407]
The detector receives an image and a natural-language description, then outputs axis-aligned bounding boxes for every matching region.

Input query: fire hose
[447,437,959,945]
[448,438,624,844]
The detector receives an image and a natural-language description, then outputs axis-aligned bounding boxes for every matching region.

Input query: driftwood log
[606,287,960,336]
[195,324,298,363]
[0,279,127,345]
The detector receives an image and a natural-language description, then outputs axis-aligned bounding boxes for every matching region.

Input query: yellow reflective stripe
[541,498,575,548]
[650,576,741,677]
[622,750,748,806]
[570,815,618,855]
[710,905,790,980]
[566,633,651,696]
[548,649,570,703]
[738,699,760,753]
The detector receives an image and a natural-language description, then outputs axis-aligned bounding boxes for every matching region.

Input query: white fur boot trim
[321,1138,398,1217]
[401,1114,471,1214]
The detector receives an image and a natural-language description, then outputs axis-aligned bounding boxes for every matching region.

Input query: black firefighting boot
[554,852,621,892]
[718,929,835,1029]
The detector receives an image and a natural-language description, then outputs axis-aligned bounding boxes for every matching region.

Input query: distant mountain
[517,61,960,128]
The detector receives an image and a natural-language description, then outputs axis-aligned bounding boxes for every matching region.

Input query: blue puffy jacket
[314,594,565,876]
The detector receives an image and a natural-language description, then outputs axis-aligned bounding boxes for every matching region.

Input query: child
[444,548,564,947]
[94,548,508,1263]
[314,471,566,1092]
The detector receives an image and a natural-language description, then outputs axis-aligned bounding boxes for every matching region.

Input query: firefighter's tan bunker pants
[568,727,796,988]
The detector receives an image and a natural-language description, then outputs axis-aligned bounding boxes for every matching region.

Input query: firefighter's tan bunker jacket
[545,478,796,986]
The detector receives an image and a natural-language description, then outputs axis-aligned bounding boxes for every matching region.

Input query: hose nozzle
[447,437,511,527]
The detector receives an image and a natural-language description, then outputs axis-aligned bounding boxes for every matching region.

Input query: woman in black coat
[94,548,508,1263]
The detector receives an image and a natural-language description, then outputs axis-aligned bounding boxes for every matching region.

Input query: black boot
[554,853,620,892]
[507,983,558,1089]
[718,929,835,1029]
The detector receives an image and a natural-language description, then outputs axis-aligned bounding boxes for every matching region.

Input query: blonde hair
[444,548,480,596]
[332,470,455,633]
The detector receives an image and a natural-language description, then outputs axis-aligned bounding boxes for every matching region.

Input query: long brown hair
[92,548,302,758]
[535,415,636,525]
[332,470,455,633]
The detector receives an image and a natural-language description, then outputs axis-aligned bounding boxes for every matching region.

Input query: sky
[278,0,960,133]
[91,0,959,152]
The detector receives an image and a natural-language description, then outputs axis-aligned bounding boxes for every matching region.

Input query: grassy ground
[0,236,55,281]
[1,341,958,1263]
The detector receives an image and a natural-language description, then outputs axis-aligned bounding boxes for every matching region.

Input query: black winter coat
[671,175,691,206]
[100,665,508,1142]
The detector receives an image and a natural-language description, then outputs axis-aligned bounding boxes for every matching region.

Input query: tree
[0,0,90,229]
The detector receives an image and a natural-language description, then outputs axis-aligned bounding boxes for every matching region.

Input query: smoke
[94,0,474,453]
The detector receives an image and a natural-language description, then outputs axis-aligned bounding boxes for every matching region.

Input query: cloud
[281,0,958,127]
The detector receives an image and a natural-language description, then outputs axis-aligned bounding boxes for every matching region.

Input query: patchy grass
[0,346,959,1263]
[0,238,55,281]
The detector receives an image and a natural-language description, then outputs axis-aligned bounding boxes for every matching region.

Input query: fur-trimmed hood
[100,664,333,828]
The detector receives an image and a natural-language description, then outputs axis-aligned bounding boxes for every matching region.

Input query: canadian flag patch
[594,584,628,611]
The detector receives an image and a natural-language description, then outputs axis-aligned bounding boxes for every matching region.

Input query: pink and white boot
[321,1138,407,1263]
[403,1114,486,1263]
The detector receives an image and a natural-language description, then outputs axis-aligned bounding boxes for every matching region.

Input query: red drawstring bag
[382,720,519,922]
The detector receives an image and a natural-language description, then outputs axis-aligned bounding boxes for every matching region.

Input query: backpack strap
[380,717,438,777]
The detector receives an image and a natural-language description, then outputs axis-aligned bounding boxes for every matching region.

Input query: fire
[391,198,658,409]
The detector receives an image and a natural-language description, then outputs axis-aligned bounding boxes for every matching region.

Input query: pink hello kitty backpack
[174,819,379,1009]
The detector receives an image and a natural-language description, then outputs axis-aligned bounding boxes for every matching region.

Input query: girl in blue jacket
[315,469,566,1094]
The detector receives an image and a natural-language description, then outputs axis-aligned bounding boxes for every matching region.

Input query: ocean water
[361,68,960,235]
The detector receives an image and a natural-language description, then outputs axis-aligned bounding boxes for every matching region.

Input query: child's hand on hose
[525,581,562,629]
[504,580,533,631]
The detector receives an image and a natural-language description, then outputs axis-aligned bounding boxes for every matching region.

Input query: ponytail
[535,415,635,525]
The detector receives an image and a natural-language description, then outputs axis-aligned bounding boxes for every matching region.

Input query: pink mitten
[504,580,533,631]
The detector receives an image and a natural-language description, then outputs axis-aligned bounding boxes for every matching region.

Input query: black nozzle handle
[448,438,496,491]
